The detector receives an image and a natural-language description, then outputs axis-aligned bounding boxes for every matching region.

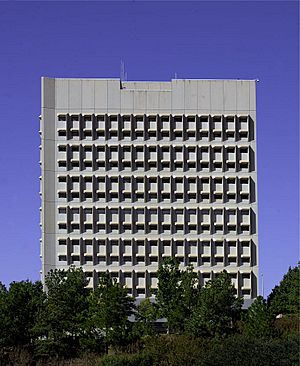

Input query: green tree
[267,264,300,316]
[243,296,275,338]
[181,264,199,316]
[0,280,44,347]
[0,282,8,347]
[186,271,242,337]
[88,273,135,353]
[35,267,89,357]
[155,257,198,333]
[134,298,157,337]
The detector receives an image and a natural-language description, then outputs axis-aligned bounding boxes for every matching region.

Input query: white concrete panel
[134,91,147,111]
[171,80,185,111]
[147,91,159,112]
[69,80,82,110]
[55,79,68,109]
[135,82,149,90]
[123,82,147,90]
[42,202,56,234]
[197,80,211,110]
[43,139,56,171]
[82,80,95,110]
[121,90,134,112]
[211,80,224,111]
[224,80,237,111]
[95,80,108,110]
[148,82,161,90]
[42,170,56,202]
[184,80,198,111]
[42,233,57,279]
[237,81,250,111]
[197,110,211,115]
[81,109,94,115]
[107,80,121,110]
[42,77,55,109]
[160,82,171,91]
[159,91,171,111]
[41,108,55,141]
[249,81,256,111]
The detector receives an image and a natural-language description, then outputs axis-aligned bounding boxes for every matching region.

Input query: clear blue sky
[0,1,298,296]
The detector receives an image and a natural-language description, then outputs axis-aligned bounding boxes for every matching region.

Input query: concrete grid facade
[40,78,259,304]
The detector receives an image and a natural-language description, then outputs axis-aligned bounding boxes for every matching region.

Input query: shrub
[143,334,207,366]
[201,334,300,366]
[274,315,299,338]
[99,352,153,366]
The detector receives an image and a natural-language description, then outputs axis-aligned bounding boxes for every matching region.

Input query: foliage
[242,296,275,338]
[200,334,300,366]
[133,298,157,337]
[155,258,198,333]
[274,314,299,338]
[186,271,243,337]
[0,280,45,347]
[99,352,153,366]
[267,264,300,316]
[1,259,299,364]
[88,273,135,352]
[143,334,208,366]
[34,267,90,358]
[99,334,299,366]
[0,282,8,347]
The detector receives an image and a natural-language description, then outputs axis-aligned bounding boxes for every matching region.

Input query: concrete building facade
[40,78,258,304]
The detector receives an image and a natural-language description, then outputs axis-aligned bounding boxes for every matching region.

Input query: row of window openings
[56,114,252,142]
[58,238,252,256]
[58,254,253,267]
[56,145,252,172]
[57,176,252,203]
[52,267,253,297]
[58,238,253,264]
[57,207,252,234]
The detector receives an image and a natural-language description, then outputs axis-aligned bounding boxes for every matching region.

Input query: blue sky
[0,1,298,296]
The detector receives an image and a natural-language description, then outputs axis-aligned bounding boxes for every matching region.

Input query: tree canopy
[34,267,89,357]
[186,271,243,337]
[155,257,198,333]
[267,264,300,316]
[88,273,135,352]
[0,260,299,365]
[0,280,44,347]
[243,296,275,338]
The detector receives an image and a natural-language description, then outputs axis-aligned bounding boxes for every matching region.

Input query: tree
[88,273,135,353]
[181,264,199,316]
[155,258,198,333]
[267,264,300,316]
[0,282,8,347]
[34,267,89,357]
[186,271,242,337]
[0,280,44,347]
[243,296,275,338]
[134,298,157,337]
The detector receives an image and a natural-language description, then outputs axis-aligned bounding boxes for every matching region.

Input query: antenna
[261,273,264,298]
[120,60,127,82]
[174,72,178,80]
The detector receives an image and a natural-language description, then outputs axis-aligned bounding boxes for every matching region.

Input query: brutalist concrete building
[40,78,259,304]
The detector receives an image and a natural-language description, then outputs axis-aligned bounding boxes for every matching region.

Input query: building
[40,78,258,305]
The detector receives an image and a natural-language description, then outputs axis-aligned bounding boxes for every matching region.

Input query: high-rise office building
[40,78,258,304]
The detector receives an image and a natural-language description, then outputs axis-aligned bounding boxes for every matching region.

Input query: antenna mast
[120,60,127,82]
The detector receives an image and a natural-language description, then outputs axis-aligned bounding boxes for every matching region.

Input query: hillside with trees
[0,261,299,366]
